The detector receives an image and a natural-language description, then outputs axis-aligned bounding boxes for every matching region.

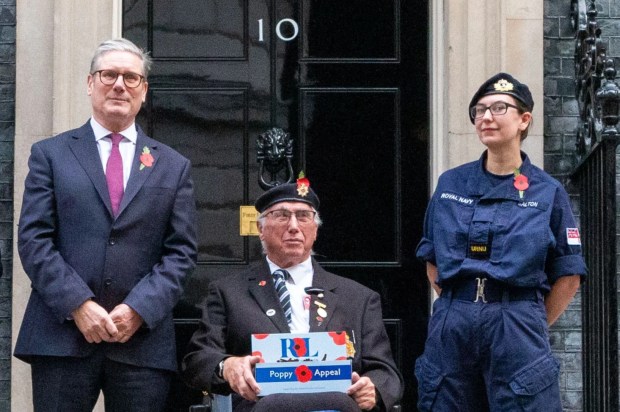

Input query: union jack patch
[566,228,581,246]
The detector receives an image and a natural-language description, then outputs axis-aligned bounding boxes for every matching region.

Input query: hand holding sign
[223,355,263,401]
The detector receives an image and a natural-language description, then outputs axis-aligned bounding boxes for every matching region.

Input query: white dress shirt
[266,257,314,333]
[91,117,138,189]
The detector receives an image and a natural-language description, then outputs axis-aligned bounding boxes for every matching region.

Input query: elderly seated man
[182,176,403,411]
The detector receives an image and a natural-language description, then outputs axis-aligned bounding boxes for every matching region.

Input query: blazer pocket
[142,186,175,196]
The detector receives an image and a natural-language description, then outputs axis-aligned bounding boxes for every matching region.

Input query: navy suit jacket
[182,259,403,411]
[15,121,197,371]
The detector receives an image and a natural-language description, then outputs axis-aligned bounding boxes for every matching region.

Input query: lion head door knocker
[256,127,294,190]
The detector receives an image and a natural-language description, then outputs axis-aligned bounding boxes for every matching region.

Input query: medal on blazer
[313,300,328,319]
[345,332,356,358]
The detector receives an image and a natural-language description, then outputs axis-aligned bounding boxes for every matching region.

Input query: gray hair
[256,209,322,256]
[90,38,153,78]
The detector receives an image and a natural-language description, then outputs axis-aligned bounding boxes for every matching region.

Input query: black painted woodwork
[124,1,429,410]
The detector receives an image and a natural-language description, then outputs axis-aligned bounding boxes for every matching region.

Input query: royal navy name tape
[440,192,474,205]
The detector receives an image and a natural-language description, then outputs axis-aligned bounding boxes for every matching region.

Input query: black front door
[124,1,429,410]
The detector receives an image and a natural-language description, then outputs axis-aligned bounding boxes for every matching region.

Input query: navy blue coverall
[415,151,587,411]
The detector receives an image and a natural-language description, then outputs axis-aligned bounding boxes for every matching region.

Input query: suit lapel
[118,128,159,216]
[248,261,291,332]
[68,122,113,215]
[309,261,339,332]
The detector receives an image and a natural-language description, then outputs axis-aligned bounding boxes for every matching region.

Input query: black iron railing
[570,0,620,411]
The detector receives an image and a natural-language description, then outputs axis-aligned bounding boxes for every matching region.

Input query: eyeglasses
[92,70,145,88]
[264,209,317,224]
[470,101,520,120]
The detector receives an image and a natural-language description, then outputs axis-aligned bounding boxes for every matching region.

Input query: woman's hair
[514,99,533,141]
[90,38,153,79]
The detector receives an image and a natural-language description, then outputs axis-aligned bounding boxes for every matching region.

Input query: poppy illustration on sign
[292,337,308,357]
[295,365,313,383]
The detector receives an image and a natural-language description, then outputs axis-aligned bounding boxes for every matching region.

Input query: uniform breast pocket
[434,202,474,259]
[499,203,551,278]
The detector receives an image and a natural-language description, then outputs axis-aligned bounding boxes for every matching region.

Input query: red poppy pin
[140,146,154,170]
[513,168,529,199]
[297,171,310,197]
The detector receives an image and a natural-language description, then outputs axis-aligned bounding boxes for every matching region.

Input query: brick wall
[544,0,620,411]
[0,0,14,410]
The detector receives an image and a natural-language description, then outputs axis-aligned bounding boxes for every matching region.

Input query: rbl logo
[280,337,319,358]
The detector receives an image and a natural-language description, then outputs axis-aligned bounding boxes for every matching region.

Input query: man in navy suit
[182,179,402,411]
[15,38,197,412]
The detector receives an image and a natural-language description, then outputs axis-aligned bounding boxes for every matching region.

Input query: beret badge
[468,72,534,124]
[493,79,514,92]
[296,171,310,197]
[255,173,320,212]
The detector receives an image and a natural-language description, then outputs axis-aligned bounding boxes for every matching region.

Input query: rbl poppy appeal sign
[251,332,353,395]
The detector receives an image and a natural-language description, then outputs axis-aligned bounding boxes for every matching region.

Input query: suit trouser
[30,348,172,412]
[415,290,562,412]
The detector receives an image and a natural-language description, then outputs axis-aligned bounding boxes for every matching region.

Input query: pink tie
[106,133,124,216]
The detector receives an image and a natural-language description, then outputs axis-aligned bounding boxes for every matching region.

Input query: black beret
[255,182,320,213]
[468,72,534,123]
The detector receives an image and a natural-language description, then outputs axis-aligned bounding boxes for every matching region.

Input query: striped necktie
[273,269,292,324]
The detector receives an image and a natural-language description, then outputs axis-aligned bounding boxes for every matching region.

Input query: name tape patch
[440,192,474,206]
[469,243,490,260]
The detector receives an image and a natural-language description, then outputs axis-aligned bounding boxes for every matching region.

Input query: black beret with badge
[468,72,534,124]
[255,172,320,213]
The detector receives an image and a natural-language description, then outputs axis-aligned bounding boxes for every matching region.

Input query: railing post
[570,1,620,411]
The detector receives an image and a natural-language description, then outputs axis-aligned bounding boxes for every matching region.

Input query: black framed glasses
[470,101,520,120]
[92,69,145,88]
[264,209,317,224]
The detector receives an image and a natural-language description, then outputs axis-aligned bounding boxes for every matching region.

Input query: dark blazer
[15,121,197,372]
[182,259,403,411]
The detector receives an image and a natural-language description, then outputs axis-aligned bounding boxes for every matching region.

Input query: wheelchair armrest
[188,394,212,412]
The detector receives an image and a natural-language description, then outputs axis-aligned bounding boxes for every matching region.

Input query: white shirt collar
[266,256,313,284]
[90,117,138,144]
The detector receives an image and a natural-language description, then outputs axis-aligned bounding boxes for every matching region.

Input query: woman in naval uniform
[415,73,587,411]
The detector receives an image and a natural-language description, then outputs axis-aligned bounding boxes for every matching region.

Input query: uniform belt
[445,277,540,303]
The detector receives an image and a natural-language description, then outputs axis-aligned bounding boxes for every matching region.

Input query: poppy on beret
[255,174,320,213]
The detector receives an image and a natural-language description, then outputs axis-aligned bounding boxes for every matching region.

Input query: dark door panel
[124,0,428,409]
